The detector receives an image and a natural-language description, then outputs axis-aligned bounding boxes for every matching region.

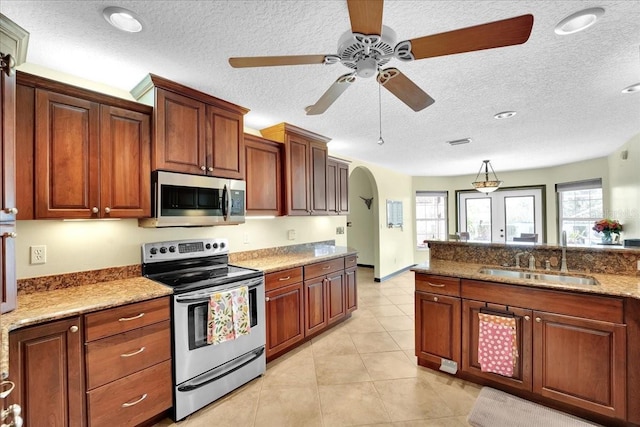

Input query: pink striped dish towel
[207,286,251,345]
[477,312,518,377]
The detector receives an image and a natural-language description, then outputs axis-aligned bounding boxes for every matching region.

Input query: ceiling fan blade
[306,73,356,115]
[229,55,327,68]
[408,14,534,60]
[377,68,434,112]
[347,0,384,35]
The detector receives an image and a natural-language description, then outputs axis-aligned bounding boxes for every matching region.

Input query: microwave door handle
[222,184,230,221]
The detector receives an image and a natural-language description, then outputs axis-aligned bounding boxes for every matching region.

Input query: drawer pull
[121,393,147,408]
[426,282,445,288]
[278,276,291,281]
[0,381,15,399]
[120,347,146,358]
[118,313,145,322]
[433,296,439,302]
[322,266,331,270]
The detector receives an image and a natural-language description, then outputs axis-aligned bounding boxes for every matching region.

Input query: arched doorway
[347,166,380,278]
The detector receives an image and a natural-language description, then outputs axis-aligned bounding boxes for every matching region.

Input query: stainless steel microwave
[138,171,246,227]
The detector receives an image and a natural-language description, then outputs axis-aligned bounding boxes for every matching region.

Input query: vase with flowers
[592,219,622,244]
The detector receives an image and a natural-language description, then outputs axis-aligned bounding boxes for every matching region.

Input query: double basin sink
[479,268,598,286]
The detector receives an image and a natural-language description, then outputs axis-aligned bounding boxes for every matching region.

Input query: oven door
[172,275,265,384]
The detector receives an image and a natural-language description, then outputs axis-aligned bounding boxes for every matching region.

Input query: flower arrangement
[592,219,622,241]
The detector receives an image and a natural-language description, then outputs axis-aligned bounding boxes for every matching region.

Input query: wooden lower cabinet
[8,317,85,427]
[304,276,328,336]
[415,291,460,367]
[265,281,304,359]
[345,266,357,313]
[326,272,346,324]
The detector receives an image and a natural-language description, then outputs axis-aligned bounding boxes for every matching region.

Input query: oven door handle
[174,277,264,303]
[176,346,265,393]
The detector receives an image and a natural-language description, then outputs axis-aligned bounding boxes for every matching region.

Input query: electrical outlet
[30,245,47,265]
[287,229,296,240]
[336,226,345,235]
[243,233,250,244]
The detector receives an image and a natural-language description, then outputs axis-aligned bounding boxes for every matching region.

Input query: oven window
[188,286,259,350]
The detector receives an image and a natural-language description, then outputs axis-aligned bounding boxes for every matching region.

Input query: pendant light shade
[472,160,503,193]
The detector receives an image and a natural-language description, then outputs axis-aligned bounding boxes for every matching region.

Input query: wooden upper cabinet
[1,67,17,222]
[99,105,151,218]
[131,74,248,179]
[16,72,152,220]
[327,157,350,215]
[244,133,282,216]
[260,123,331,216]
[337,161,350,214]
[35,89,100,219]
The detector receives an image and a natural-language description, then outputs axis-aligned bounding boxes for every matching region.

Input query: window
[557,179,603,246]
[416,191,447,247]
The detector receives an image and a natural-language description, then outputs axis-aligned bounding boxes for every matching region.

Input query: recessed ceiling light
[554,7,604,35]
[622,83,640,94]
[494,111,517,119]
[447,138,472,146]
[103,6,143,33]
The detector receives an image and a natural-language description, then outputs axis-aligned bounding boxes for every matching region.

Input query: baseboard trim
[356,263,374,269]
[374,264,416,282]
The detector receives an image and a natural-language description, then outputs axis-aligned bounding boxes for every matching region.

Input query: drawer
[344,255,357,269]
[304,257,344,280]
[85,297,170,342]
[85,320,171,390]
[415,274,460,297]
[266,267,303,291]
[87,360,172,427]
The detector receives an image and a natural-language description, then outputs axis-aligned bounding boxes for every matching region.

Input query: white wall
[608,133,640,238]
[16,216,347,279]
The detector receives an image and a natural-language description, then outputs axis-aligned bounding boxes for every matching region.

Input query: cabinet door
[99,105,151,218]
[266,282,304,359]
[326,159,338,215]
[206,105,244,179]
[286,134,310,215]
[304,277,327,336]
[0,223,16,313]
[461,300,532,391]
[245,135,282,215]
[345,266,357,313]
[8,317,85,427]
[533,311,626,419]
[327,272,345,324]
[1,67,16,222]
[337,161,349,214]
[415,291,461,367]
[309,140,327,215]
[35,89,100,218]
[154,88,206,174]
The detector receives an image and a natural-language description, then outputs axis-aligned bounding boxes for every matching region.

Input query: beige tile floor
[156,267,480,427]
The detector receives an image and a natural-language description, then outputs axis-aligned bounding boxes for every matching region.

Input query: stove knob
[169,246,176,253]
[150,247,158,255]
[205,243,212,250]
[220,242,226,249]
[160,247,168,254]
[212,243,219,249]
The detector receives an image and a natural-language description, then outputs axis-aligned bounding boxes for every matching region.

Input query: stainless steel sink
[479,268,598,286]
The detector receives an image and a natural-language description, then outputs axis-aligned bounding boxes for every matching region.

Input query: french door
[458,188,544,243]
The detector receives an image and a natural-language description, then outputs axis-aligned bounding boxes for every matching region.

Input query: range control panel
[142,238,229,263]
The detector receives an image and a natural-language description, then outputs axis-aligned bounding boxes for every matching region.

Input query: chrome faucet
[515,252,526,268]
[560,230,568,272]
[528,254,536,270]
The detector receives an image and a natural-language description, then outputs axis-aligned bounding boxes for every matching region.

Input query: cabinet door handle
[118,313,145,322]
[278,276,291,281]
[121,347,145,358]
[92,207,99,214]
[4,207,18,215]
[0,381,15,399]
[433,296,439,302]
[524,315,530,321]
[265,296,270,302]
[426,282,445,288]
[200,165,206,171]
[207,166,214,172]
[535,317,541,323]
[104,207,111,214]
[121,393,147,408]
[69,325,79,333]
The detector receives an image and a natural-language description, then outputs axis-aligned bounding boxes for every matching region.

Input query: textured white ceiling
[2,0,639,176]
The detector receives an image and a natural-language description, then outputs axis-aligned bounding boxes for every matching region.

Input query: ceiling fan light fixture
[472,160,503,193]
[554,7,604,35]
[103,6,143,33]
[494,111,517,119]
[622,83,640,94]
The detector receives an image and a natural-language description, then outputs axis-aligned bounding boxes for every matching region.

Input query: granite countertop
[231,246,358,273]
[412,259,640,299]
[1,277,172,379]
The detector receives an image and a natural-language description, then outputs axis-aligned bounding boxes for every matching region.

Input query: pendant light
[472,160,503,193]
[377,81,384,145]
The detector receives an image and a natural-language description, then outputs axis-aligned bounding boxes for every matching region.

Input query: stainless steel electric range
[141,238,265,421]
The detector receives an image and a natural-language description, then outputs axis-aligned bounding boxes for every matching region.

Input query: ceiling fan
[229,0,534,115]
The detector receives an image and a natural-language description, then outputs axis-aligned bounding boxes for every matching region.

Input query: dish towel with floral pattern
[207,286,251,345]
[477,312,518,377]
